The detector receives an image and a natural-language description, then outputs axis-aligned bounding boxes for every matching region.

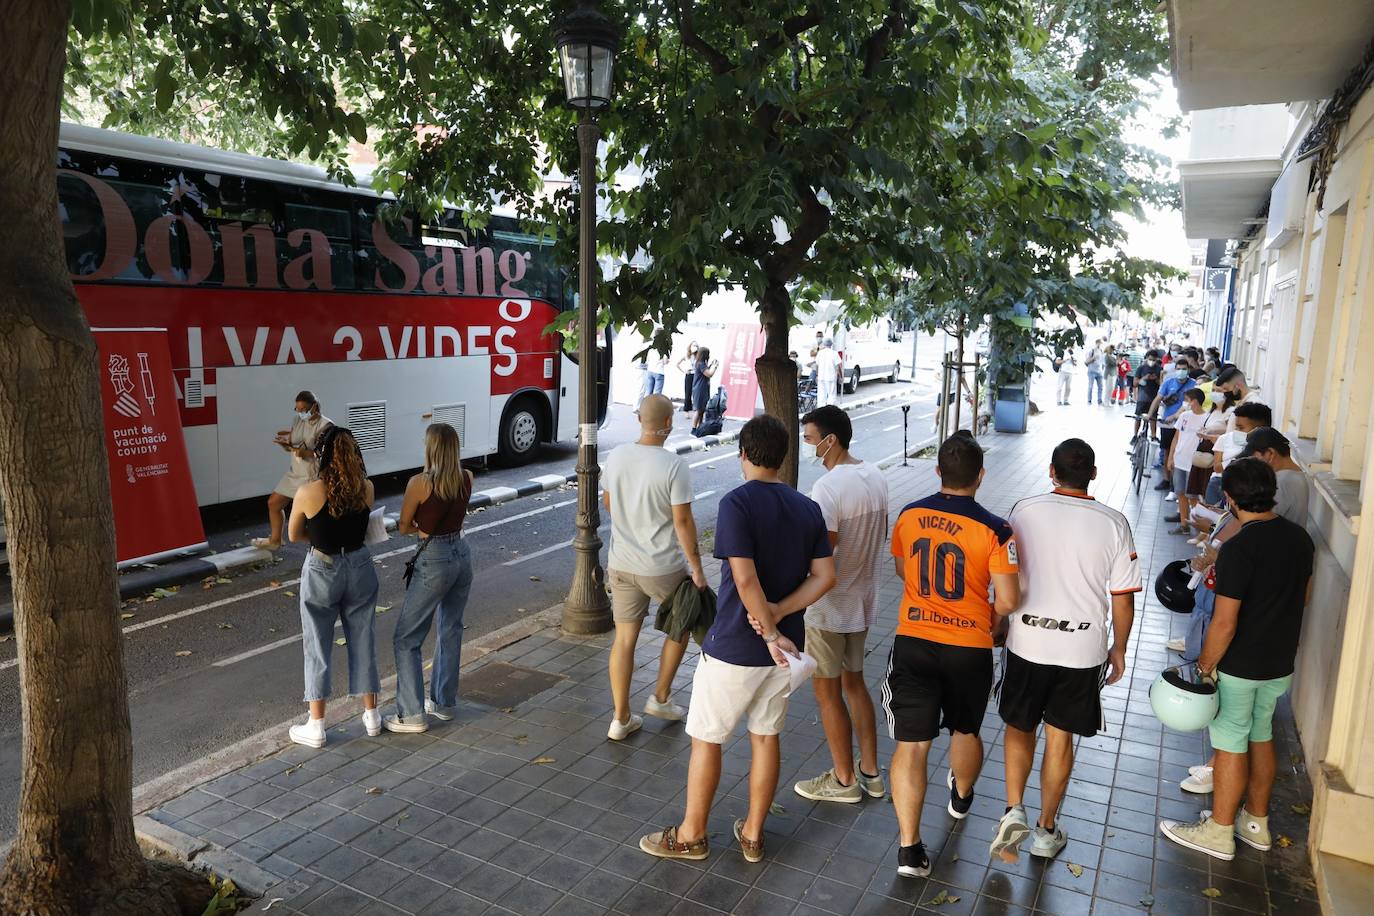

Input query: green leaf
[188,50,211,81]
[357,21,385,56]
[345,112,368,144]
[1202,888,1222,899]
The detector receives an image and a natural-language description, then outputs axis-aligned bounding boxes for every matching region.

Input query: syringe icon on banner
[138,353,156,416]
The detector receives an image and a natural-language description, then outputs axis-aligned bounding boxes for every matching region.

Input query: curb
[129,605,565,900]
[72,384,919,609]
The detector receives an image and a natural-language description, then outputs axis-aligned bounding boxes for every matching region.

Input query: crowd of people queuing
[1058,335,1316,860]
[258,330,1316,883]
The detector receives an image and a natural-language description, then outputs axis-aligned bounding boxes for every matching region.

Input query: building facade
[1169,2,1374,908]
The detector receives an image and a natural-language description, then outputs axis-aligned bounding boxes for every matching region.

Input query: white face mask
[295,409,313,421]
[1210,390,1226,406]
[809,437,833,467]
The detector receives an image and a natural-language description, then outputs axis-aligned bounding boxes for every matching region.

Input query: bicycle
[1129,415,1156,495]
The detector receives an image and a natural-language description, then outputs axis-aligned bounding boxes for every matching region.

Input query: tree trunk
[0,2,210,912]
[756,282,801,487]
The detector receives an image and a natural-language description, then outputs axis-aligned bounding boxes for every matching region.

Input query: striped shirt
[805,462,889,633]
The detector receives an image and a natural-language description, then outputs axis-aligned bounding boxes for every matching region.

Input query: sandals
[250,537,281,551]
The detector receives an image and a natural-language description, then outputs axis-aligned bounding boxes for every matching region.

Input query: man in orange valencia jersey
[883,430,1021,880]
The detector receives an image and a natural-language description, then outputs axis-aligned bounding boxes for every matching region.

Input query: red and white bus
[57,124,603,507]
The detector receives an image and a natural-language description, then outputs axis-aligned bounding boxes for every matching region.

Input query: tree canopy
[66,0,1181,470]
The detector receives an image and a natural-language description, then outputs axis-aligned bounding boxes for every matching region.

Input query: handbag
[402,535,435,589]
[363,506,388,546]
[1191,439,1216,469]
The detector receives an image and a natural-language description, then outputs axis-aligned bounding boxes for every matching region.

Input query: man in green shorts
[1160,458,1314,861]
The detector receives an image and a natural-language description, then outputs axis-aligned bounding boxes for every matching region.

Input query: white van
[792,303,906,393]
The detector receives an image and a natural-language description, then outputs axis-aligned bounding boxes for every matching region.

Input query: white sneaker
[1180,765,1214,794]
[383,713,429,734]
[1166,637,1186,653]
[608,714,642,741]
[289,717,326,749]
[424,698,455,721]
[1165,492,1178,502]
[362,708,382,737]
[644,694,686,721]
[855,757,886,798]
[989,805,1031,863]
[1029,824,1068,859]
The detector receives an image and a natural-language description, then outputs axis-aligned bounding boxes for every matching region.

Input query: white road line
[211,633,302,667]
[851,400,918,421]
[121,581,302,635]
[500,489,716,567]
[690,454,723,468]
[883,423,902,432]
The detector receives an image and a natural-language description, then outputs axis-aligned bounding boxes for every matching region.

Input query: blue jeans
[1184,585,1215,664]
[1204,474,1223,506]
[647,372,665,394]
[299,547,380,701]
[393,533,474,718]
[1087,371,1104,403]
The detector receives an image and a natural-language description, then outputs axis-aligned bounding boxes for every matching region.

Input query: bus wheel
[845,367,860,395]
[498,397,544,466]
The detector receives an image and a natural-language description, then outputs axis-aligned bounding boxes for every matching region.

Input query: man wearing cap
[1161,458,1314,861]
[1237,427,1309,524]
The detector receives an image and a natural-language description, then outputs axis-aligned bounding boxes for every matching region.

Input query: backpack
[693,388,727,437]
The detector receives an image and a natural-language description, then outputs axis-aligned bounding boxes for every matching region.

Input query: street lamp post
[556,2,618,635]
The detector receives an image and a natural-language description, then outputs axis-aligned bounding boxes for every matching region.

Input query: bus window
[357,201,425,294]
[282,193,355,290]
[176,170,281,289]
[58,155,180,283]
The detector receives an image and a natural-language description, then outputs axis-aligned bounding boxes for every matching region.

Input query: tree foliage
[66,0,1180,468]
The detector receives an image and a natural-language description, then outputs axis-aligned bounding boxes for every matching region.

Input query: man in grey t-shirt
[602,394,708,741]
[1238,428,1309,524]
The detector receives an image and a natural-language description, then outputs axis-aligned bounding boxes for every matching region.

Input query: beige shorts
[805,627,868,678]
[685,653,791,744]
[607,567,688,623]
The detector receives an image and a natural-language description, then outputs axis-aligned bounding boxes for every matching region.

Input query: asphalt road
[0,372,942,840]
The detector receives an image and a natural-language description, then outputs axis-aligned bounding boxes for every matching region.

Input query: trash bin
[994,384,1028,433]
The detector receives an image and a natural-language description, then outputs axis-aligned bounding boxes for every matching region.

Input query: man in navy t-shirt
[640,415,837,864]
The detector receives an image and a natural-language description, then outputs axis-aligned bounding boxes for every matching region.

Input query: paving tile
[343,857,410,898]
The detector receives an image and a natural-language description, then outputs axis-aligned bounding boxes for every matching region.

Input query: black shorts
[997,651,1107,737]
[881,635,993,742]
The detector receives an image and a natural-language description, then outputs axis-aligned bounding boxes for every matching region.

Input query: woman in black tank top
[285,427,381,748]
[384,422,476,732]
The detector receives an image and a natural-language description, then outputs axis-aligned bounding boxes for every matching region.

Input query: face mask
[1175,368,1189,379]
[1210,391,1226,406]
[810,437,833,466]
[295,409,313,421]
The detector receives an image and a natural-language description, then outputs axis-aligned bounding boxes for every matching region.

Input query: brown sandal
[733,818,764,863]
[639,825,709,860]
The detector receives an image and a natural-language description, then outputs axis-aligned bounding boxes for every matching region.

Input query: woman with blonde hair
[286,427,380,748]
[385,422,476,732]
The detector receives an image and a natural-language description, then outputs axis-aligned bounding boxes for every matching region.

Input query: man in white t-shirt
[788,405,890,804]
[989,438,1140,865]
[602,394,708,740]
[815,338,843,407]
[1214,366,1264,432]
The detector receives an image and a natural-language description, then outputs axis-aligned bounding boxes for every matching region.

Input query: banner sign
[721,322,767,421]
[93,328,207,566]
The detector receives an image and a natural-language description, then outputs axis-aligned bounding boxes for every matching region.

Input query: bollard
[901,404,910,466]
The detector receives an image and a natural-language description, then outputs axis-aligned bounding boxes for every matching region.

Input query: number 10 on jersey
[910,537,967,601]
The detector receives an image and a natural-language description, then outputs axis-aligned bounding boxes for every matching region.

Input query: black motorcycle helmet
[1155,559,1198,614]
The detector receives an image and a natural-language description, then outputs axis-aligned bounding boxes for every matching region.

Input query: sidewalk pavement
[143,400,1322,915]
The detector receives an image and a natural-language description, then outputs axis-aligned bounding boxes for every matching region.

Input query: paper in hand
[781,649,818,697]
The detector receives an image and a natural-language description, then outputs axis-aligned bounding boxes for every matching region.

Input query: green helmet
[1149,667,1219,732]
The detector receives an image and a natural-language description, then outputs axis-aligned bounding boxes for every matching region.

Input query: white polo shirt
[1006,490,1142,669]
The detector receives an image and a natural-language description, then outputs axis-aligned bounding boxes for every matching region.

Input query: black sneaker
[1153,478,1171,491]
[947,769,973,819]
[1165,514,1181,524]
[897,842,931,878]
